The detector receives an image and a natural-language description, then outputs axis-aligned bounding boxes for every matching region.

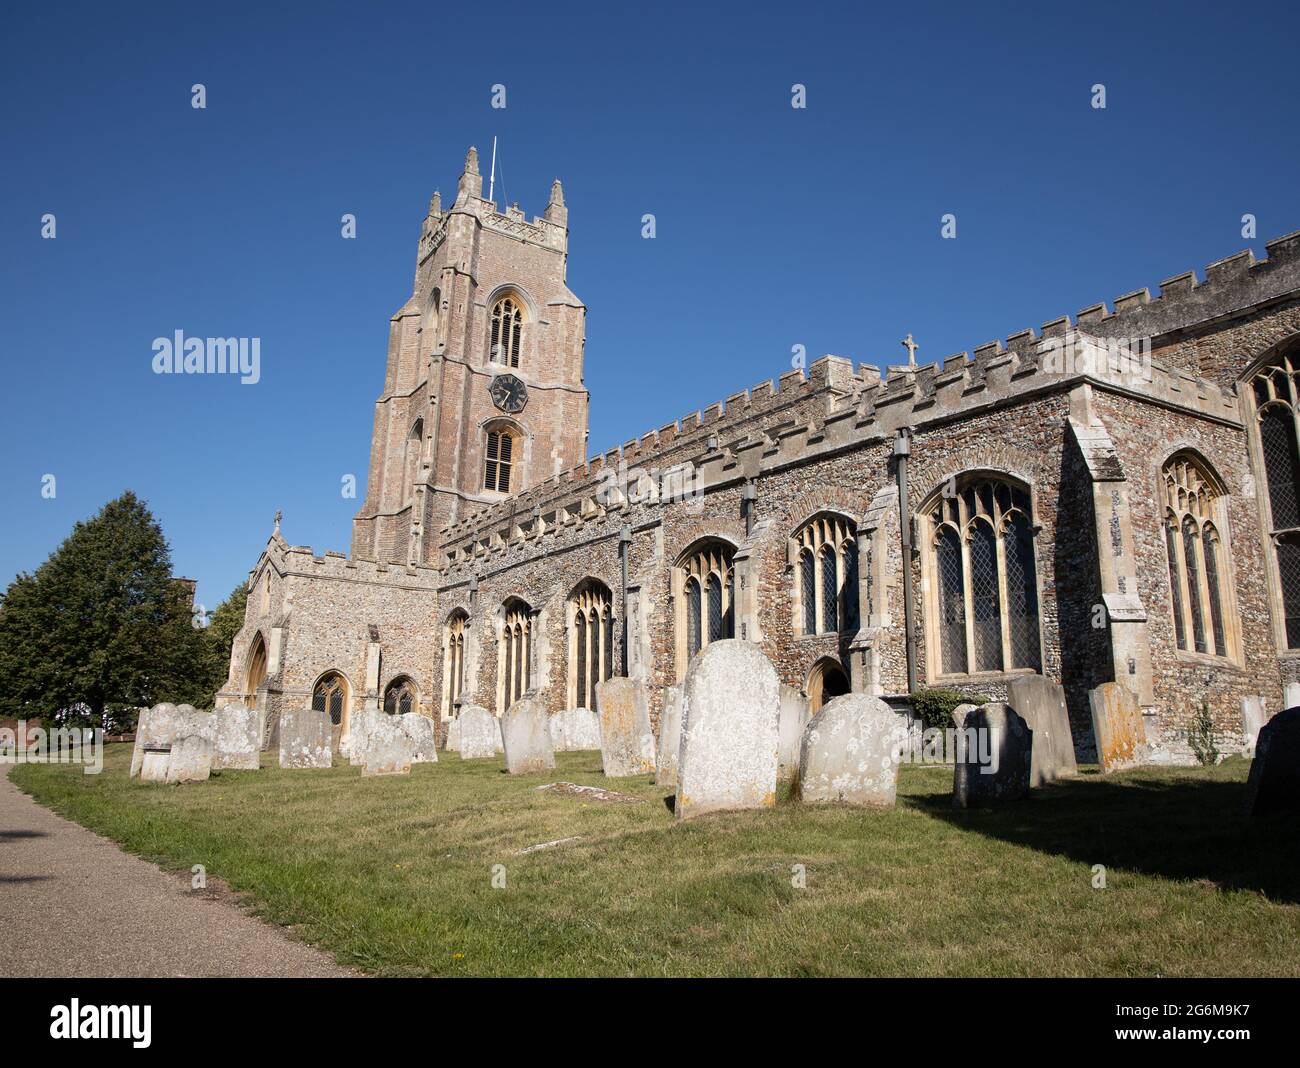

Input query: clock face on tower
[489,373,528,414]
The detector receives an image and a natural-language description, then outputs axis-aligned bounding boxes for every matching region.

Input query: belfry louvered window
[490,297,522,367]
[793,514,859,637]
[678,541,734,674]
[1251,352,1300,648]
[1161,453,1233,658]
[926,477,1040,677]
[570,581,614,711]
[484,428,516,493]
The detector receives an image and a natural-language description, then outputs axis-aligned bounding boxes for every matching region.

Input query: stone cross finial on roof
[902,333,919,368]
[273,509,281,535]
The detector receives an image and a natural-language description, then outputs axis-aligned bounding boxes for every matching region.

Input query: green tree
[0,491,207,726]
[198,581,248,706]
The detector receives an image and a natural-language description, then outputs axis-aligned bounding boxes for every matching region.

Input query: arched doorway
[245,634,268,710]
[807,658,850,714]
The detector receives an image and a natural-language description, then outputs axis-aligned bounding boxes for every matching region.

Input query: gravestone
[675,640,780,820]
[952,702,1032,808]
[798,693,908,806]
[1007,674,1078,787]
[213,704,260,771]
[1241,696,1268,758]
[445,714,461,752]
[1285,682,1300,710]
[595,677,656,777]
[777,684,810,780]
[348,709,378,766]
[458,704,501,760]
[139,745,172,783]
[400,713,438,763]
[549,707,602,752]
[131,703,181,778]
[950,702,980,729]
[361,714,416,776]
[166,732,214,784]
[501,695,556,775]
[1088,682,1147,773]
[1245,706,1300,817]
[279,708,333,769]
[655,685,683,788]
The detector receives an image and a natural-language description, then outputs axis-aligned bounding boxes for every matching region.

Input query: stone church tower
[349,147,590,567]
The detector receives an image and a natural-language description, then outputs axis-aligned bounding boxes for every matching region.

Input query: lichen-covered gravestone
[213,704,260,771]
[777,684,810,780]
[549,707,601,752]
[952,702,1031,808]
[400,713,438,763]
[1007,674,1078,787]
[278,708,333,769]
[501,695,556,775]
[348,709,377,766]
[1245,706,1300,817]
[458,704,501,760]
[445,713,462,752]
[595,677,656,777]
[361,714,416,776]
[798,693,908,806]
[1088,682,1147,773]
[655,685,683,788]
[166,732,215,784]
[675,640,780,820]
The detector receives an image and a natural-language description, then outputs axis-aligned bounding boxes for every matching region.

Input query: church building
[218,147,1300,762]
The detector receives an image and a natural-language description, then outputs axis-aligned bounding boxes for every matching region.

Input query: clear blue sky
[2,0,1297,612]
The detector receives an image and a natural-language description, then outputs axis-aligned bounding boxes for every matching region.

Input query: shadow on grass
[906,766,1300,904]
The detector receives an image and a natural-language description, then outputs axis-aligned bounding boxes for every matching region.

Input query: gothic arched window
[489,296,523,367]
[793,514,859,636]
[569,580,614,711]
[924,477,1040,677]
[312,672,348,726]
[499,600,532,709]
[676,540,735,677]
[1162,452,1233,658]
[484,426,519,493]
[383,676,417,716]
[1251,351,1300,647]
[443,611,467,717]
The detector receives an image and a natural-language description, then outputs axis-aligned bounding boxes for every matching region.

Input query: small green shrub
[910,687,988,731]
[1187,700,1220,766]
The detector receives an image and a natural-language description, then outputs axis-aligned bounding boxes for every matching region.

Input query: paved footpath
[0,766,355,977]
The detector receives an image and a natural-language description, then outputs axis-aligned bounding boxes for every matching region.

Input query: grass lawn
[10,744,1300,977]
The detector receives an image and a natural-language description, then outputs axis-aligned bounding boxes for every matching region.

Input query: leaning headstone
[139,745,172,783]
[278,708,332,769]
[675,640,780,820]
[1088,682,1147,773]
[213,704,260,771]
[777,684,810,780]
[655,686,683,788]
[595,677,656,777]
[1007,674,1078,787]
[1241,696,1269,758]
[166,732,215,784]
[501,695,556,775]
[445,714,462,752]
[952,702,1032,808]
[1245,706,1300,817]
[400,713,438,763]
[361,714,416,776]
[458,704,500,760]
[798,693,908,806]
[131,703,181,778]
